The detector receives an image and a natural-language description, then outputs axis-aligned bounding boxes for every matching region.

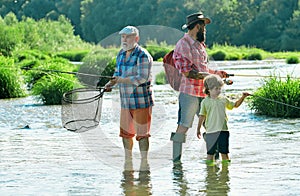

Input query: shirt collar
[184,33,206,48]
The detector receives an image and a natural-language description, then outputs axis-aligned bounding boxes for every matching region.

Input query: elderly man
[105,26,154,163]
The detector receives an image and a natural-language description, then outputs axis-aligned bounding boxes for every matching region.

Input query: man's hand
[186,70,209,79]
[214,70,228,78]
[104,77,117,92]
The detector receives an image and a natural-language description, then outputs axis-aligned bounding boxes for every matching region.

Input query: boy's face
[209,86,222,98]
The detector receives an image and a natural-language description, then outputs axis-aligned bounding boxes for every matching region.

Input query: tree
[281,10,300,50]
[21,0,57,20]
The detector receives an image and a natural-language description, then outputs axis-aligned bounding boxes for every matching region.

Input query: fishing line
[227,73,300,79]
[249,94,300,110]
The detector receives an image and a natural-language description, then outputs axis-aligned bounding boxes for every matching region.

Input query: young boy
[197,74,250,163]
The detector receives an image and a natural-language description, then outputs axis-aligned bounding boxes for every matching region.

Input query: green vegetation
[0,56,26,98]
[0,13,93,104]
[0,13,90,57]
[0,10,299,110]
[55,50,91,62]
[208,44,267,60]
[249,76,300,118]
[31,74,81,105]
[286,56,299,64]
[155,71,167,85]
[145,41,173,61]
[1,0,300,51]
[80,47,118,87]
[149,43,300,62]
[211,50,227,61]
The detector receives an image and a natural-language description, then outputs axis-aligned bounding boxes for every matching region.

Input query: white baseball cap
[119,26,139,36]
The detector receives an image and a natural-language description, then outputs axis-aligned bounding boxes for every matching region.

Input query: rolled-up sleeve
[130,52,152,86]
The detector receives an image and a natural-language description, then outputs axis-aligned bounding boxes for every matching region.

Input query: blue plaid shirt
[113,45,154,109]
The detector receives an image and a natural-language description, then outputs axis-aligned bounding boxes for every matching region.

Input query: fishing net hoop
[61,87,105,133]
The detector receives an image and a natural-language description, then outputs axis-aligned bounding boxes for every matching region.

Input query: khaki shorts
[119,107,152,141]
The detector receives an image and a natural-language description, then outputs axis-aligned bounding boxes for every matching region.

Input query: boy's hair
[203,74,224,95]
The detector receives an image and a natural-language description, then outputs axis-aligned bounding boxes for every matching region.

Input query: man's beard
[121,42,136,51]
[196,31,205,42]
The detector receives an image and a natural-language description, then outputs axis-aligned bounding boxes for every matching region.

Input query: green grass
[249,76,300,118]
[0,56,27,98]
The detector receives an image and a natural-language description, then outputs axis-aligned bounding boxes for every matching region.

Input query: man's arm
[182,69,210,79]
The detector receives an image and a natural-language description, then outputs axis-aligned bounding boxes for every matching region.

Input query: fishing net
[61,87,105,132]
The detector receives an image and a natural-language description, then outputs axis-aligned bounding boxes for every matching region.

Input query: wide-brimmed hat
[119,26,139,36]
[182,12,211,30]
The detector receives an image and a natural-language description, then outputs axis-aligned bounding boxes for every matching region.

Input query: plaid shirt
[173,33,209,97]
[114,45,154,109]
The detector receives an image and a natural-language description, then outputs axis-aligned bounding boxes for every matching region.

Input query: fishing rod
[227,73,300,79]
[21,67,114,79]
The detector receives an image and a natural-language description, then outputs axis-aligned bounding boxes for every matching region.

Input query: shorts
[177,93,204,128]
[204,131,230,155]
[119,107,152,141]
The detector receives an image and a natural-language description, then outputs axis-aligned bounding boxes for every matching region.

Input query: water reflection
[205,163,230,196]
[172,161,189,195]
[121,158,152,196]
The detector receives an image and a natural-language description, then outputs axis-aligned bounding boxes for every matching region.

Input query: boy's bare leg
[221,153,230,161]
[207,154,214,161]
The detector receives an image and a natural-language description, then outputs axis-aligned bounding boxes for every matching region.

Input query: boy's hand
[197,130,201,139]
[242,92,251,97]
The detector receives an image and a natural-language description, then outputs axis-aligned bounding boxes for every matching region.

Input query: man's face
[121,34,137,51]
[196,23,206,42]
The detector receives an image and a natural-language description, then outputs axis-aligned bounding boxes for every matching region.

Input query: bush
[225,52,242,60]
[245,53,263,60]
[80,48,118,87]
[22,57,77,89]
[31,74,81,105]
[0,56,26,98]
[145,45,171,61]
[0,16,23,56]
[286,56,299,64]
[249,76,300,118]
[211,50,226,61]
[155,71,167,85]
[55,50,90,61]
[13,50,51,62]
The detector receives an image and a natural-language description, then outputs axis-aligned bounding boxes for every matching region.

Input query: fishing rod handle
[226,74,235,77]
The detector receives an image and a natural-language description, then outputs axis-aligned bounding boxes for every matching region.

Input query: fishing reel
[223,78,233,85]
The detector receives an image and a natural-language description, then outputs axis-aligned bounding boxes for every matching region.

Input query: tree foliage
[0,0,300,51]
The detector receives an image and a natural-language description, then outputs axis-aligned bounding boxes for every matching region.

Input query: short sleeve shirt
[200,96,235,133]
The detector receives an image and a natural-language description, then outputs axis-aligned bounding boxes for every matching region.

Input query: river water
[1,61,300,195]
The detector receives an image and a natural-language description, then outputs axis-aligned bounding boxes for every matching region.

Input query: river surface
[1,61,300,195]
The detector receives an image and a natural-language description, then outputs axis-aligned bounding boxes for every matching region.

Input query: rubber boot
[139,137,149,160]
[170,132,186,162]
